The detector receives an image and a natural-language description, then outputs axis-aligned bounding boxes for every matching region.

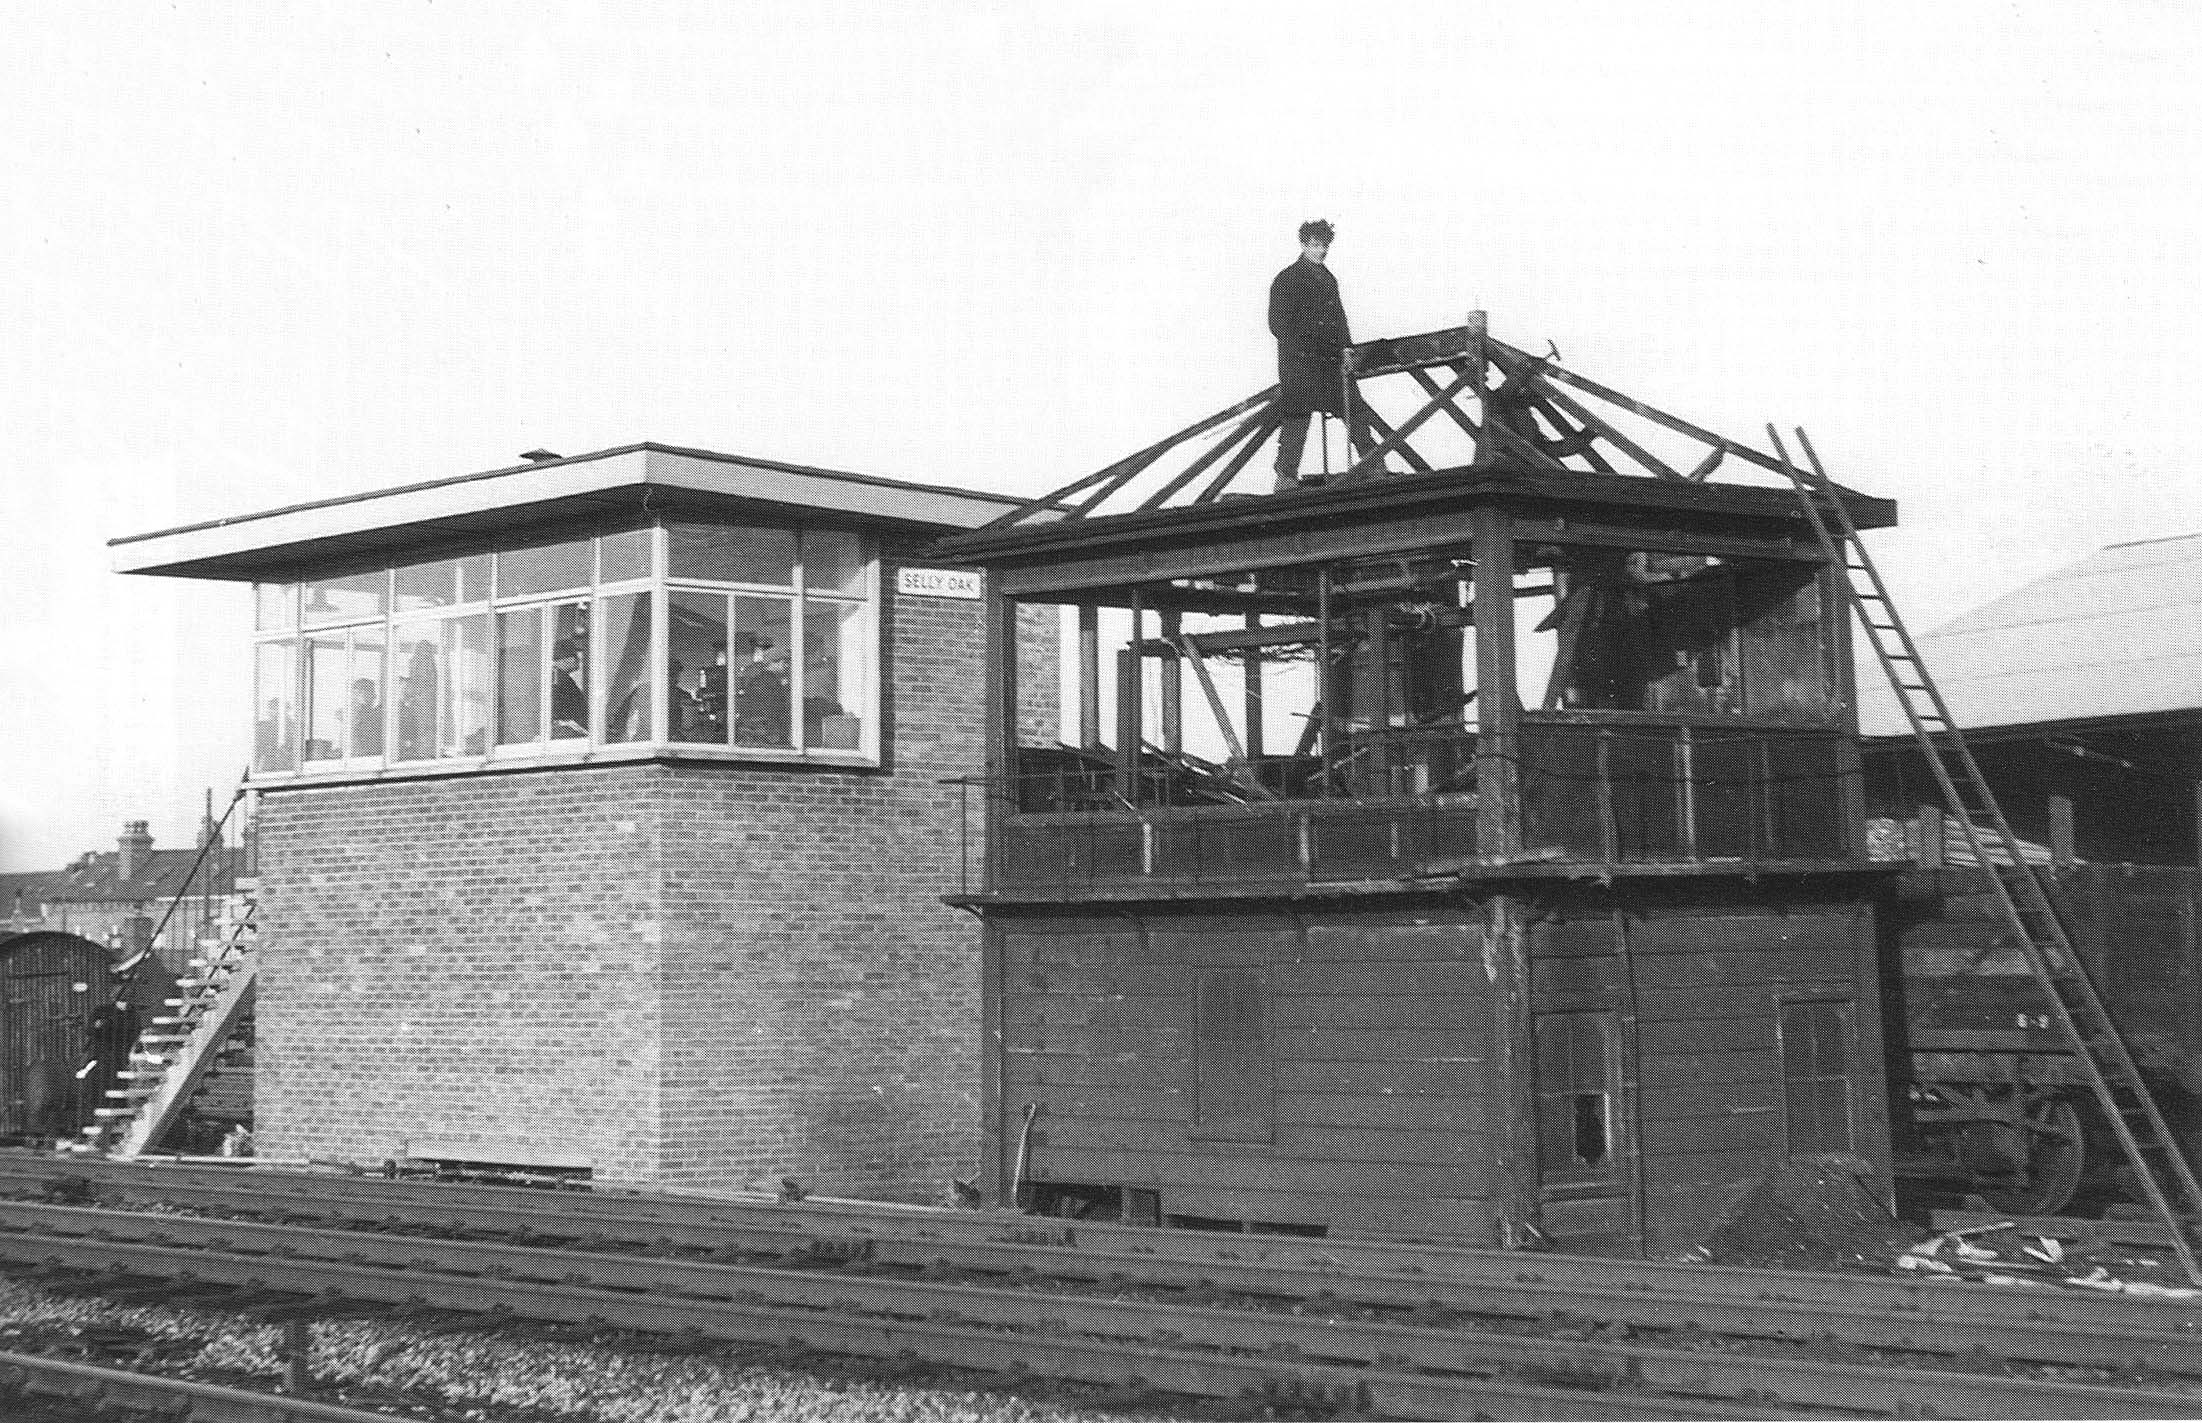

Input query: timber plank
[1643,1114,1777,1161]
[1626,913,1858,956]
[1008,966,1181,996]
[1631,946,1855,990]
[1269,994,1480,1030]
[1036,1117,1484,1168]
[1639,1146,1772,1190]
[1638,1077,1779,1123]
[1002,1084,1189,1121]
[1638,1015,1775,1056]
[1029,1146,1484,1200]
[1005,1026,1188,1058]
[1272,961,1487,997]
[1271,1027,1478,1062]
[1633,987,1789,1024]
[1007,1055,1187,1090]
[1532,956,1625,1000]
[1530,917,1621,958]
[1272,1060,1484,1097]
[1003,995,1183,1030]
[1297,921,1481,962]
[1277,1091,1486,1132]
[1637,1048,1775,1090]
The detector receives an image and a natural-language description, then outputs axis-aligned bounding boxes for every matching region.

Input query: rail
[0,1156,2197,1418]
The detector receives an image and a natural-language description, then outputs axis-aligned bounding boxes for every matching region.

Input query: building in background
[112,443,1052,1195]
[1860,532,2202,868]
[2,817,244,973]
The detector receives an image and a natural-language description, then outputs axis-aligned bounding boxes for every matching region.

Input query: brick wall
[251,555,1049,1195]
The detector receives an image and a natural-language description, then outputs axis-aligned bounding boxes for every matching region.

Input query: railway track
[0,1154,2195,1420]
[0,1348,400,1422]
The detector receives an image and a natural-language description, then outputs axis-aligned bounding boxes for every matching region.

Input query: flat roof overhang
[110,442,1026,582]
[936,462,1897,598]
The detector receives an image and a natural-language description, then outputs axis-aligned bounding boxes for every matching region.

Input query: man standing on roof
[1269,219,1380,489]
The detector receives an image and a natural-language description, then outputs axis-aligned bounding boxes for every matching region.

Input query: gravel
[0,1278,1199,1423]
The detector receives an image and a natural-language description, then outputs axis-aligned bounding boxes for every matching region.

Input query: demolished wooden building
[941,322,1902,1254]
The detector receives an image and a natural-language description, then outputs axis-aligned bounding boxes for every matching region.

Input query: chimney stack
[118,820,153,880]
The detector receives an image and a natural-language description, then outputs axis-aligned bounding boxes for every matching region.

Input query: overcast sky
[6,3,2200,869]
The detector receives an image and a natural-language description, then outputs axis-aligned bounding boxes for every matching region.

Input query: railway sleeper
[0,1227,2197,1419]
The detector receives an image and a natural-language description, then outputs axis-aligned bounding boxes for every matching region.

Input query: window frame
[245,521,882,783]
[1775,993,1857,1158]
[1534,1009,1626,1197]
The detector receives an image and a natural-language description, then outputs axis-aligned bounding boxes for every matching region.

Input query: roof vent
[519,449,563,463]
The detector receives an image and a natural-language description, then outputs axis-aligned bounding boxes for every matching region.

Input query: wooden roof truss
[985,323,1805,530]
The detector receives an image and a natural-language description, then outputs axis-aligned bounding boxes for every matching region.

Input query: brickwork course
[253,559,1057,1196]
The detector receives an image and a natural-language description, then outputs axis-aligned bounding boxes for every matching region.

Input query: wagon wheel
[1957,1090,2085,1216]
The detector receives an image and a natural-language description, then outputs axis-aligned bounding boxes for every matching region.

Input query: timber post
[1489,894,1539,1246]
[1472,506,1520,857]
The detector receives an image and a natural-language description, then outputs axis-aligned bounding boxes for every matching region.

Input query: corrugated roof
[1859,532,2202,737]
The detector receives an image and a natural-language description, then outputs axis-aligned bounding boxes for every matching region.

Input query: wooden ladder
[1771,424,2202,1285]
[89,885,259,1160]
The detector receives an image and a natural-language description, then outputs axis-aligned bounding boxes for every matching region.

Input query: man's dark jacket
[1268,257,1353,415]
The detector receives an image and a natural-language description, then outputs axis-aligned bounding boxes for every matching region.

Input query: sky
[6,3,2201,869]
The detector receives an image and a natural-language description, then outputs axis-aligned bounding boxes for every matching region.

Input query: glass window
[731,596,793,748]
[1536,1012,1619,1186]
[394,613,493,761]
[498,540,591,598]
[601,592,654,744]
[1782,1000,1854,1156]
[253,641,297,773]
[600,529,652,584]
[496,607,543,745]
[395,555,489,612]
[804,530,867,596]
[251,522,872,772]
[670,592,730,744]
[804,598,867,750]
[350,632,385,759]
[303,635,350,762]
[254,584,296,632]
[302,571,387,627]
[549,602,589,740]
[669,523,795,586]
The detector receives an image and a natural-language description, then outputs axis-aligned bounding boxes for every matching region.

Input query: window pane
[549,602,589,740]
[254,584,296,632]
[497,607,543,745]
[350,632,385,759]
[393,628,443,761]
[803,531,866,595]
[601,529,652,583]
[445,614,491,757]
[670,592,730,744]
[732,596,793,747]
[498,540,591,598]
[394,560,456,611]
[454,555,491,602]
[302,571,387,627]
[803,598,867,750]
[253,641,297,772]
[668,523,795,586]
[600,592,654,743]
[304,636,349,761]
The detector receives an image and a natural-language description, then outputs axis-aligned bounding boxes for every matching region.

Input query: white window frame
[246,521,882,782]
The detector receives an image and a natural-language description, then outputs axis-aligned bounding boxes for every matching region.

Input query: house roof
[4,848,242,909]
[1859,531,2202,738]
[110,443,1028,582]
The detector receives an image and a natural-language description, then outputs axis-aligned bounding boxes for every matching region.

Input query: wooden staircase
[86,885,258,1159]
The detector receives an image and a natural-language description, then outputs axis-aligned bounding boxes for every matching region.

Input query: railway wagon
[1888,859,2202,1214]
[941,322,1901,1256]
[0,932,174,1146]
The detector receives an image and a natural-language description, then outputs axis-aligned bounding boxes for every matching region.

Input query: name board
[896,567,983,600]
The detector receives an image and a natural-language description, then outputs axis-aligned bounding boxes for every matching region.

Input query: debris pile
[1897,1219,2202,1297]
[1693,1154,1923,1271]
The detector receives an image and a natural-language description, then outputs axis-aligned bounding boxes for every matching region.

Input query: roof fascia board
[995,501,1836,598]
[112,446,1022,581]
